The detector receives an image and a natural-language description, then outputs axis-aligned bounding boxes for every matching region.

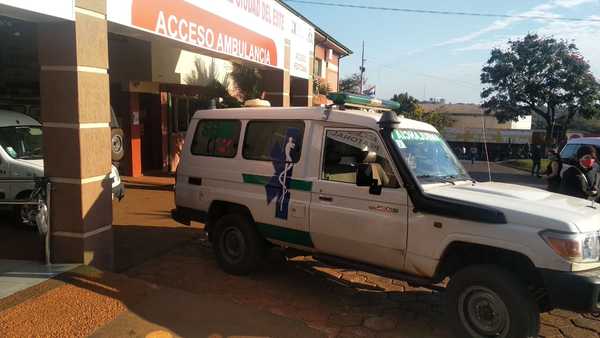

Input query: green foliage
[184,57,241,108]
[230,63,264,101]
[185,57,220,87]
[390,92,454,131]
[481,34,600,144]
[503,159,551,172]
[339,73,365,94]
[391,93,419,114]
[313,78,331,95]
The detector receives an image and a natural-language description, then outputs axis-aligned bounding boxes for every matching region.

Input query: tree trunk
[545,105,555,147]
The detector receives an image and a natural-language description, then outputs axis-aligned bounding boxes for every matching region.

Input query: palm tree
[229,63,264,101]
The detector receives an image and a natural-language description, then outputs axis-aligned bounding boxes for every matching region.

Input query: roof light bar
[327,92,401,111]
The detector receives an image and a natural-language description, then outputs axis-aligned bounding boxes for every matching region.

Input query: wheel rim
[220,226,246,264]
[20,205,36,226]
[112,135,123,153]
[458,286,510,338]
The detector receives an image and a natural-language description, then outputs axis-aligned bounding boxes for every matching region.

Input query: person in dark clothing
[543,149,562,192]
[470,146,478,164]
[531,145,542,177]
[560,145,600,200]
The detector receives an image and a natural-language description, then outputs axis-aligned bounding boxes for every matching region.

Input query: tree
[185,57,220,87]
[481,34,600,145]
[230,63,264,101]
[391,92,419,114]
[183,57,241,108]
[313,78,331,96]
[390,92,454,131]
[339,73,367,94]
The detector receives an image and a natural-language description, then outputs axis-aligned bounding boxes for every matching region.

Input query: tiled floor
[0,260,77,300]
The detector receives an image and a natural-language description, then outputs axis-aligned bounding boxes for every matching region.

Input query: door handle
[319,196,333,202]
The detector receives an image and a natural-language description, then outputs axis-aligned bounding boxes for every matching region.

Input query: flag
[363,85,376,97]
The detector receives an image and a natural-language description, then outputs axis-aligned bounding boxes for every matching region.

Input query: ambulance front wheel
[213,213,265,275]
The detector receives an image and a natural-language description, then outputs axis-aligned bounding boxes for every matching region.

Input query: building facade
[421,103,533,161]
[0,0,349,268]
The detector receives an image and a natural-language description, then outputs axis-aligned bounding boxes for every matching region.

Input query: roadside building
[312,30,351,104]
[421,103,533,161]
[0,0,349,268]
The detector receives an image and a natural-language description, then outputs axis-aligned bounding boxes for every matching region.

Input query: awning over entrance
[106,0,315,80]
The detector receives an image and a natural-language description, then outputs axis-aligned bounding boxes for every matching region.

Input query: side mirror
[356,164,382,195]
[356,163,373,186]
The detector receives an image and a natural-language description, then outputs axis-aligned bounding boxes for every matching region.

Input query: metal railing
[0,177,51,265]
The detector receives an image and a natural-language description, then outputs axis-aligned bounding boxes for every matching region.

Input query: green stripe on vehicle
[242,174,313,191]
[256,223,314,248]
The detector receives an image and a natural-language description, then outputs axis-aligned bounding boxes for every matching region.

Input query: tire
[446,265,540,338]
[111,128,125,162]
[13,191,35,228]
[13,204,36,229]
[212,214,265,275]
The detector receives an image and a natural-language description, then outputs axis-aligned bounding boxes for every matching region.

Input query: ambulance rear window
[191,119,241,158]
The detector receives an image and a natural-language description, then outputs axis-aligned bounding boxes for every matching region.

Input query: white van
[0,110,124,226]
[174,98,600,338]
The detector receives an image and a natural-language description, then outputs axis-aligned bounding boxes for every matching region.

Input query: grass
[502,159,551,172]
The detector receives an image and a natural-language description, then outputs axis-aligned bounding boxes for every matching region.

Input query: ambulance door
[310,128,409,271]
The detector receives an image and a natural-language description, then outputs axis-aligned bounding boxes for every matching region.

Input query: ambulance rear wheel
[213,214,265,275]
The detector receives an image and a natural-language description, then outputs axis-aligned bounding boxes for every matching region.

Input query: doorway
[139,93,163,174]
[0,15,45,262]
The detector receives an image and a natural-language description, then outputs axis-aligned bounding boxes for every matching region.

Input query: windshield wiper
[439,176,456,185]
[417,175,456,185]
[445,174,477,185]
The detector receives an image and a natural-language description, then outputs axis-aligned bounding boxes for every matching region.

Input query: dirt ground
[2,173,600,337]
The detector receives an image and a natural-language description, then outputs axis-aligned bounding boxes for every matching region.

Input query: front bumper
[540,267,600,312]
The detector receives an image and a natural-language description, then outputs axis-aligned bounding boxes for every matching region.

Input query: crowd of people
[542,145,600,201]
[454,142,600,201]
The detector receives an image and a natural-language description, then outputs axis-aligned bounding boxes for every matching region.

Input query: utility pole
[359,40,366,95]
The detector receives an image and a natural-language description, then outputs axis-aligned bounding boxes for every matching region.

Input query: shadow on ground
[113,224,203,272]
[0,211,44,262]
[123,235,451,338]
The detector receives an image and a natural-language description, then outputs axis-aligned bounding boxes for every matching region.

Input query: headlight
[541,230,600,263]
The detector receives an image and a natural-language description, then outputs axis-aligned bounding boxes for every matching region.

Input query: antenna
[359,40,366,94]
[481,114,492,182]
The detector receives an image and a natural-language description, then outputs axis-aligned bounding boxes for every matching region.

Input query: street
[2,166,599,338]
[465,160,547,188]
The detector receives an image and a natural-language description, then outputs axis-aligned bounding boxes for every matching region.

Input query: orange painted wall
[129,93,142,177]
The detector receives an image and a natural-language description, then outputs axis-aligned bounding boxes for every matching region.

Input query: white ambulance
[174,94,600,338]
[0,110,124,227]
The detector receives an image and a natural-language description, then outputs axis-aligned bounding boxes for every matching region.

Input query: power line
[285,0,600,23]
[375,65,482,89]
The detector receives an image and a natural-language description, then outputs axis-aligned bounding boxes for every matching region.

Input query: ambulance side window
[190,120,241,158]
[321,129,399,188]
[243,121,305,163]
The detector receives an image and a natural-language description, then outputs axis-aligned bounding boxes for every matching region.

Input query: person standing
[560,145,600,200]
[470,146,478,164]
[531,145,542,177]
[544,149,562,192]
[461,146,467,160]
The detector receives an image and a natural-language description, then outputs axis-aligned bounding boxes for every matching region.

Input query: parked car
[0,110,124,227]
[560,137,600,170]
[173,95,600,338]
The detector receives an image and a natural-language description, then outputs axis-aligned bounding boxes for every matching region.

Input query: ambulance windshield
[390,129,470,184]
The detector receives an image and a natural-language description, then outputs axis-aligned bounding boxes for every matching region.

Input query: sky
[283,0,600,104]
